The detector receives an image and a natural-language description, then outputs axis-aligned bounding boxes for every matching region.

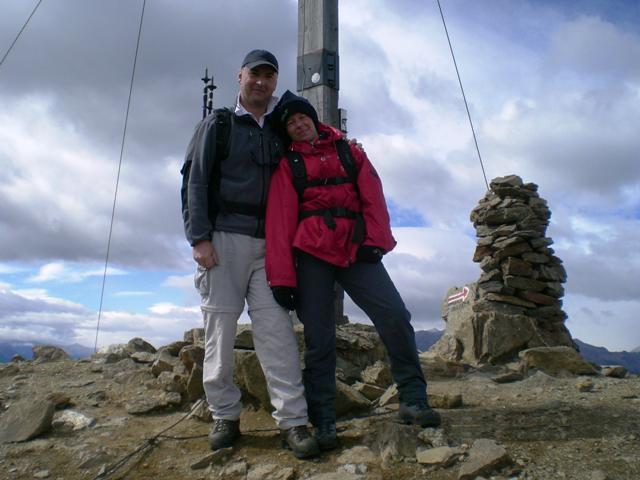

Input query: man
[182,49,319,459]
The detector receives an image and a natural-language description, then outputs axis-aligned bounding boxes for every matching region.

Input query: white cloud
[27,261,126,283]
[112,291,152,297]
[0,285,202,349]
[148,302,199,316]
[549,15,640,79]
[0,263,24,274]
[163,273,194,289]
[345,226,477,330]
[82,305,202,349]
[0,1,638,353]
[11,288,86,310]
[565,293,640,352]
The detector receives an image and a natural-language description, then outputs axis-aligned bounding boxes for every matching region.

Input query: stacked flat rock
[471,175,573,360]
[432,175,574,365]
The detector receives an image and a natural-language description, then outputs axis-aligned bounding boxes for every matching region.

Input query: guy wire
[436,0,490,191]
[0,0,44,70]
[94,0,147,352]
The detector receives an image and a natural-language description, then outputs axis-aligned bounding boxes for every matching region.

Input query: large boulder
[335,380,371,417]
[32,345,69,363]
[184,328,205,345]
[0,398,55,443]
[335,324,387,382]
[93,344,128,364]
[458,438,511,480]
[125,337,157,355]
[233,350,271,411]
[519,346,597,375]
[179,344,205,371]
[235,324,254,349]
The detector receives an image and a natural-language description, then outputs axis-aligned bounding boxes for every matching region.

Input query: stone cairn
[433,175,574,365]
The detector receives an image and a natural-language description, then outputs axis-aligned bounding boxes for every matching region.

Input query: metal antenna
[201,67,217,119]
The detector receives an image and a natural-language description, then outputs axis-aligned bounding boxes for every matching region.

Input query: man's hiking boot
[280,425,320,459]
[398,401,441,427]
[314,422,338,451]
[208,418,240,450]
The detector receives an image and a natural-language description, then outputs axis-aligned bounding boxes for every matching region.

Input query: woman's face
[286,113,318,142]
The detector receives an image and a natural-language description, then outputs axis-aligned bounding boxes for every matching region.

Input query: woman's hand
[356,246,384,263]
[271,286,299,311]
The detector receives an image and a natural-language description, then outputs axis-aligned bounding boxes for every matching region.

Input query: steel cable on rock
[91,398,400,479]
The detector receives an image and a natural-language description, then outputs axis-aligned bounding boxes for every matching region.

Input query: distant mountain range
[573,339,640,374]
[1,335,639,373]
[414,329,445,352]
[413,330,640,374]
[0,342,93,363]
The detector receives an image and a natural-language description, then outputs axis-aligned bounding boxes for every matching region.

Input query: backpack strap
[287,140,364,243]
[210,107,232,191]
[285,139,357,200]
[285,151,308,198]
[207,108,233,226]
[334,139,357,183]
[213,108,232,161]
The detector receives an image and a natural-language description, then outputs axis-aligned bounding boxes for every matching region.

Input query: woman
[265,91,440,450]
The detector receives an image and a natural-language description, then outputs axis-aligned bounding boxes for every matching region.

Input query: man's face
[286,113,318,143]
[238,65,278,109]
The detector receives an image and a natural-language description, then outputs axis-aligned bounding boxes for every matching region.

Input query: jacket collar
[289,123,343,154]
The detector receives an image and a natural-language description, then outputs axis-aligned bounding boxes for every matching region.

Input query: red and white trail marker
[447,286,470,305]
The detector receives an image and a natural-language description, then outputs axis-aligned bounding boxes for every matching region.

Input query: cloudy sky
[0,0,638,352]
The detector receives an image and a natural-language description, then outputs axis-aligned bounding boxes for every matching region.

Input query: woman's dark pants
[296,252,427,426]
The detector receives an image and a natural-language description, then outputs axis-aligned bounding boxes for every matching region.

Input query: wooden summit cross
[297,0,347,323]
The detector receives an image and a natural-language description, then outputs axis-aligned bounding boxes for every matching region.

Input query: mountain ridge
[0,342,93,362]
[1,334,639,373]
[413,330,640,373]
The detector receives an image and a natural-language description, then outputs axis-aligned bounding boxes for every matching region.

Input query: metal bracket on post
[297,49,339,91]
[338,108,347,134]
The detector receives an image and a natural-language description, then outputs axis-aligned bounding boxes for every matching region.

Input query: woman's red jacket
[265,123,396,288]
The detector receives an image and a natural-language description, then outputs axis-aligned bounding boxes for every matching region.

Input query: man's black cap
[242,49,278,73]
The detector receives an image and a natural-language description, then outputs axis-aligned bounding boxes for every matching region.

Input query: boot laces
[213,419,234,433]
[290,425,310,442]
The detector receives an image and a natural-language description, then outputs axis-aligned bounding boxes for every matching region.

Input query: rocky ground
[1,332,639,480]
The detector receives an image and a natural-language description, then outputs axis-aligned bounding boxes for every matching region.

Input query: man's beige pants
[195,231,308,429]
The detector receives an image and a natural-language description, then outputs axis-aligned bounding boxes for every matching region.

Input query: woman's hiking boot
[314,422,338,451]
[398,401,441,427]
[280,425,320,459]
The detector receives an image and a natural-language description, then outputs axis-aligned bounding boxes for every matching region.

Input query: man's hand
[193,240,219,269]
[345,136,364,152]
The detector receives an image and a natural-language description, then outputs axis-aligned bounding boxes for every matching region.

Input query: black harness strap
[218,200,266,218]
[285,138,358,199]
[298,206,365,243]
[286,140,364,244]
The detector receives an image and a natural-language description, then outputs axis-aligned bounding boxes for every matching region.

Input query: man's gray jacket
[182,109,284,245]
